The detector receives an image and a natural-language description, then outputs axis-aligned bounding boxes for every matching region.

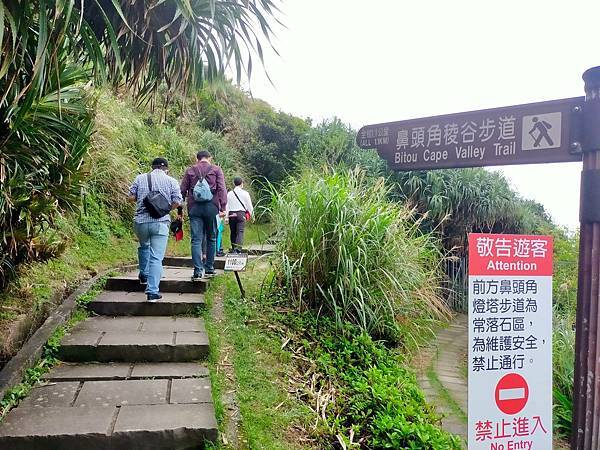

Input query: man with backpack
[180,150,227,280]
[129,158,182,301]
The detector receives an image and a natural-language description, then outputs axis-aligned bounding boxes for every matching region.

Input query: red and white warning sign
[495,373,529,415]
[468,233,552,450]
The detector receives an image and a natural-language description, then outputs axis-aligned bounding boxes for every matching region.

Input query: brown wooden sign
[357,97,584,171]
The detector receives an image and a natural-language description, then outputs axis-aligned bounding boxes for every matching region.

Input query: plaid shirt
[129,169,183,223]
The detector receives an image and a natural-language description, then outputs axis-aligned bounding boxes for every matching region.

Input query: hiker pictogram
[529,117,554,147]
[521,112,562,151]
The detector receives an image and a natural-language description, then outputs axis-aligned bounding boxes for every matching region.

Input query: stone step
[43,362,209,382]
[58,317,208,362]
[163,256,227,269]
[18,377,213,408]
[87,291,205,316]
[163,254,260,269]
[0,403,217,449]
[106,267,207,293]
[246,243,275,255]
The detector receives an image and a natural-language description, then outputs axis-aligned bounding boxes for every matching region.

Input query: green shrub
[553,230,578,315]
[269,168,449,342]
[226,100,310,185]
[389,168,553,253]
[307,324,462,449]
[296,118,386,176]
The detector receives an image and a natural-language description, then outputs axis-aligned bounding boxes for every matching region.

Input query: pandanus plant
[0,0,279,286]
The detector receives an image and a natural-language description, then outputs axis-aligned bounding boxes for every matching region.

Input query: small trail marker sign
[225,253,248,299]
[468,233,552,449]
[224,253,248,272]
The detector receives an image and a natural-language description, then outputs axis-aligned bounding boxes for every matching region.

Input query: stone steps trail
[0,403,217,450]
[0,263,218,449]
[58,316,209,363]
[417,314,468,446]
[43,362,209,382]
[88,292,205,317]
[106,267,208,293]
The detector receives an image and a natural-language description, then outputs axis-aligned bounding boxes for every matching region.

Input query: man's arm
[170,177,183,210]
[180,170,189,202]
[128,177,138,203]
[216,167,227,214]
[245,191,254,216]
[226,191,233,216]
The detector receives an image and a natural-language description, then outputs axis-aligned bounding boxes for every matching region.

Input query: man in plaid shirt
[129,158,182,301]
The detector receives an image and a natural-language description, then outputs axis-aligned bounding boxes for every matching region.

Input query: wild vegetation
[551,230,578,438]
[0,0,278,286]
[0,1,580,446]
[269,169,450,342]
[389,169,553,253]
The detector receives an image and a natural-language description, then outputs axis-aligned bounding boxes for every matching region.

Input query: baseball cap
[151,157,169,168]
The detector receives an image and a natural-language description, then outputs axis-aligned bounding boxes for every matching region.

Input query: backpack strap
[146,173,153,191]
[192,164,213,191]
[192,164,212,180]
[232,189,248,213]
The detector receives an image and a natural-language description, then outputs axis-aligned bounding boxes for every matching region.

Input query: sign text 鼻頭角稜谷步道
[357,97,583,171]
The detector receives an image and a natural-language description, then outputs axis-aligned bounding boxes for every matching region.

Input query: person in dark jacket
[180,150,227,280]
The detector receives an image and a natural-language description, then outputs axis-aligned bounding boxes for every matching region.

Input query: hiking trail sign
[358,67,600,450]
[357,97,584,170]
[468,233,552,450]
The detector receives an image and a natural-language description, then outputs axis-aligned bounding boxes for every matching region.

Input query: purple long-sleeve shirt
[180,161,227,212]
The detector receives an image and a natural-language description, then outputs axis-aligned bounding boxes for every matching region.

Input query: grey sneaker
[146,293,162,302]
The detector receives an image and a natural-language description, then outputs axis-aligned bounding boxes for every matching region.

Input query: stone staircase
[0,264,218,449]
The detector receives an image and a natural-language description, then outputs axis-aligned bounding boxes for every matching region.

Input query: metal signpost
[357,67,600,450]
[224,253,248,298]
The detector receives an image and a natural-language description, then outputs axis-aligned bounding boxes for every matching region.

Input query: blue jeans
[190,203,218,274]
[134,221,169,295]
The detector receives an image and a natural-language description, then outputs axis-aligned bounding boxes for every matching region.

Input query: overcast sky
[244,0,600,231]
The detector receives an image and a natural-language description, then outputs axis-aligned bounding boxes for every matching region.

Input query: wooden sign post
[572,67,600,450]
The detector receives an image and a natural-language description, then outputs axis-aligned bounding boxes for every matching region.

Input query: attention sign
[468,233,552,450]
[357,97,583,170]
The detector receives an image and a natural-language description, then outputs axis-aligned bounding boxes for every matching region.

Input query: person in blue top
[129,158,182,301]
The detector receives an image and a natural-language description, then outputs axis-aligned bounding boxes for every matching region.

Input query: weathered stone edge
[0,263,137,398]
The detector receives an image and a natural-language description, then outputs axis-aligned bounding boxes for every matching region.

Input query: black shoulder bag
[143,173,171,219]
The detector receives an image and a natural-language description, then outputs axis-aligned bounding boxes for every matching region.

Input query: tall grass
[269,168,450,342]
[553,312,575,437]
[550,230,578,439]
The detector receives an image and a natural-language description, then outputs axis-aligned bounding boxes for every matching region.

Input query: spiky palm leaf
[85,0,279,101]
[0,0,279,286]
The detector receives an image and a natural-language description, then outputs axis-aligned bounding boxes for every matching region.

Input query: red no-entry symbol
[495,373,529,415]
